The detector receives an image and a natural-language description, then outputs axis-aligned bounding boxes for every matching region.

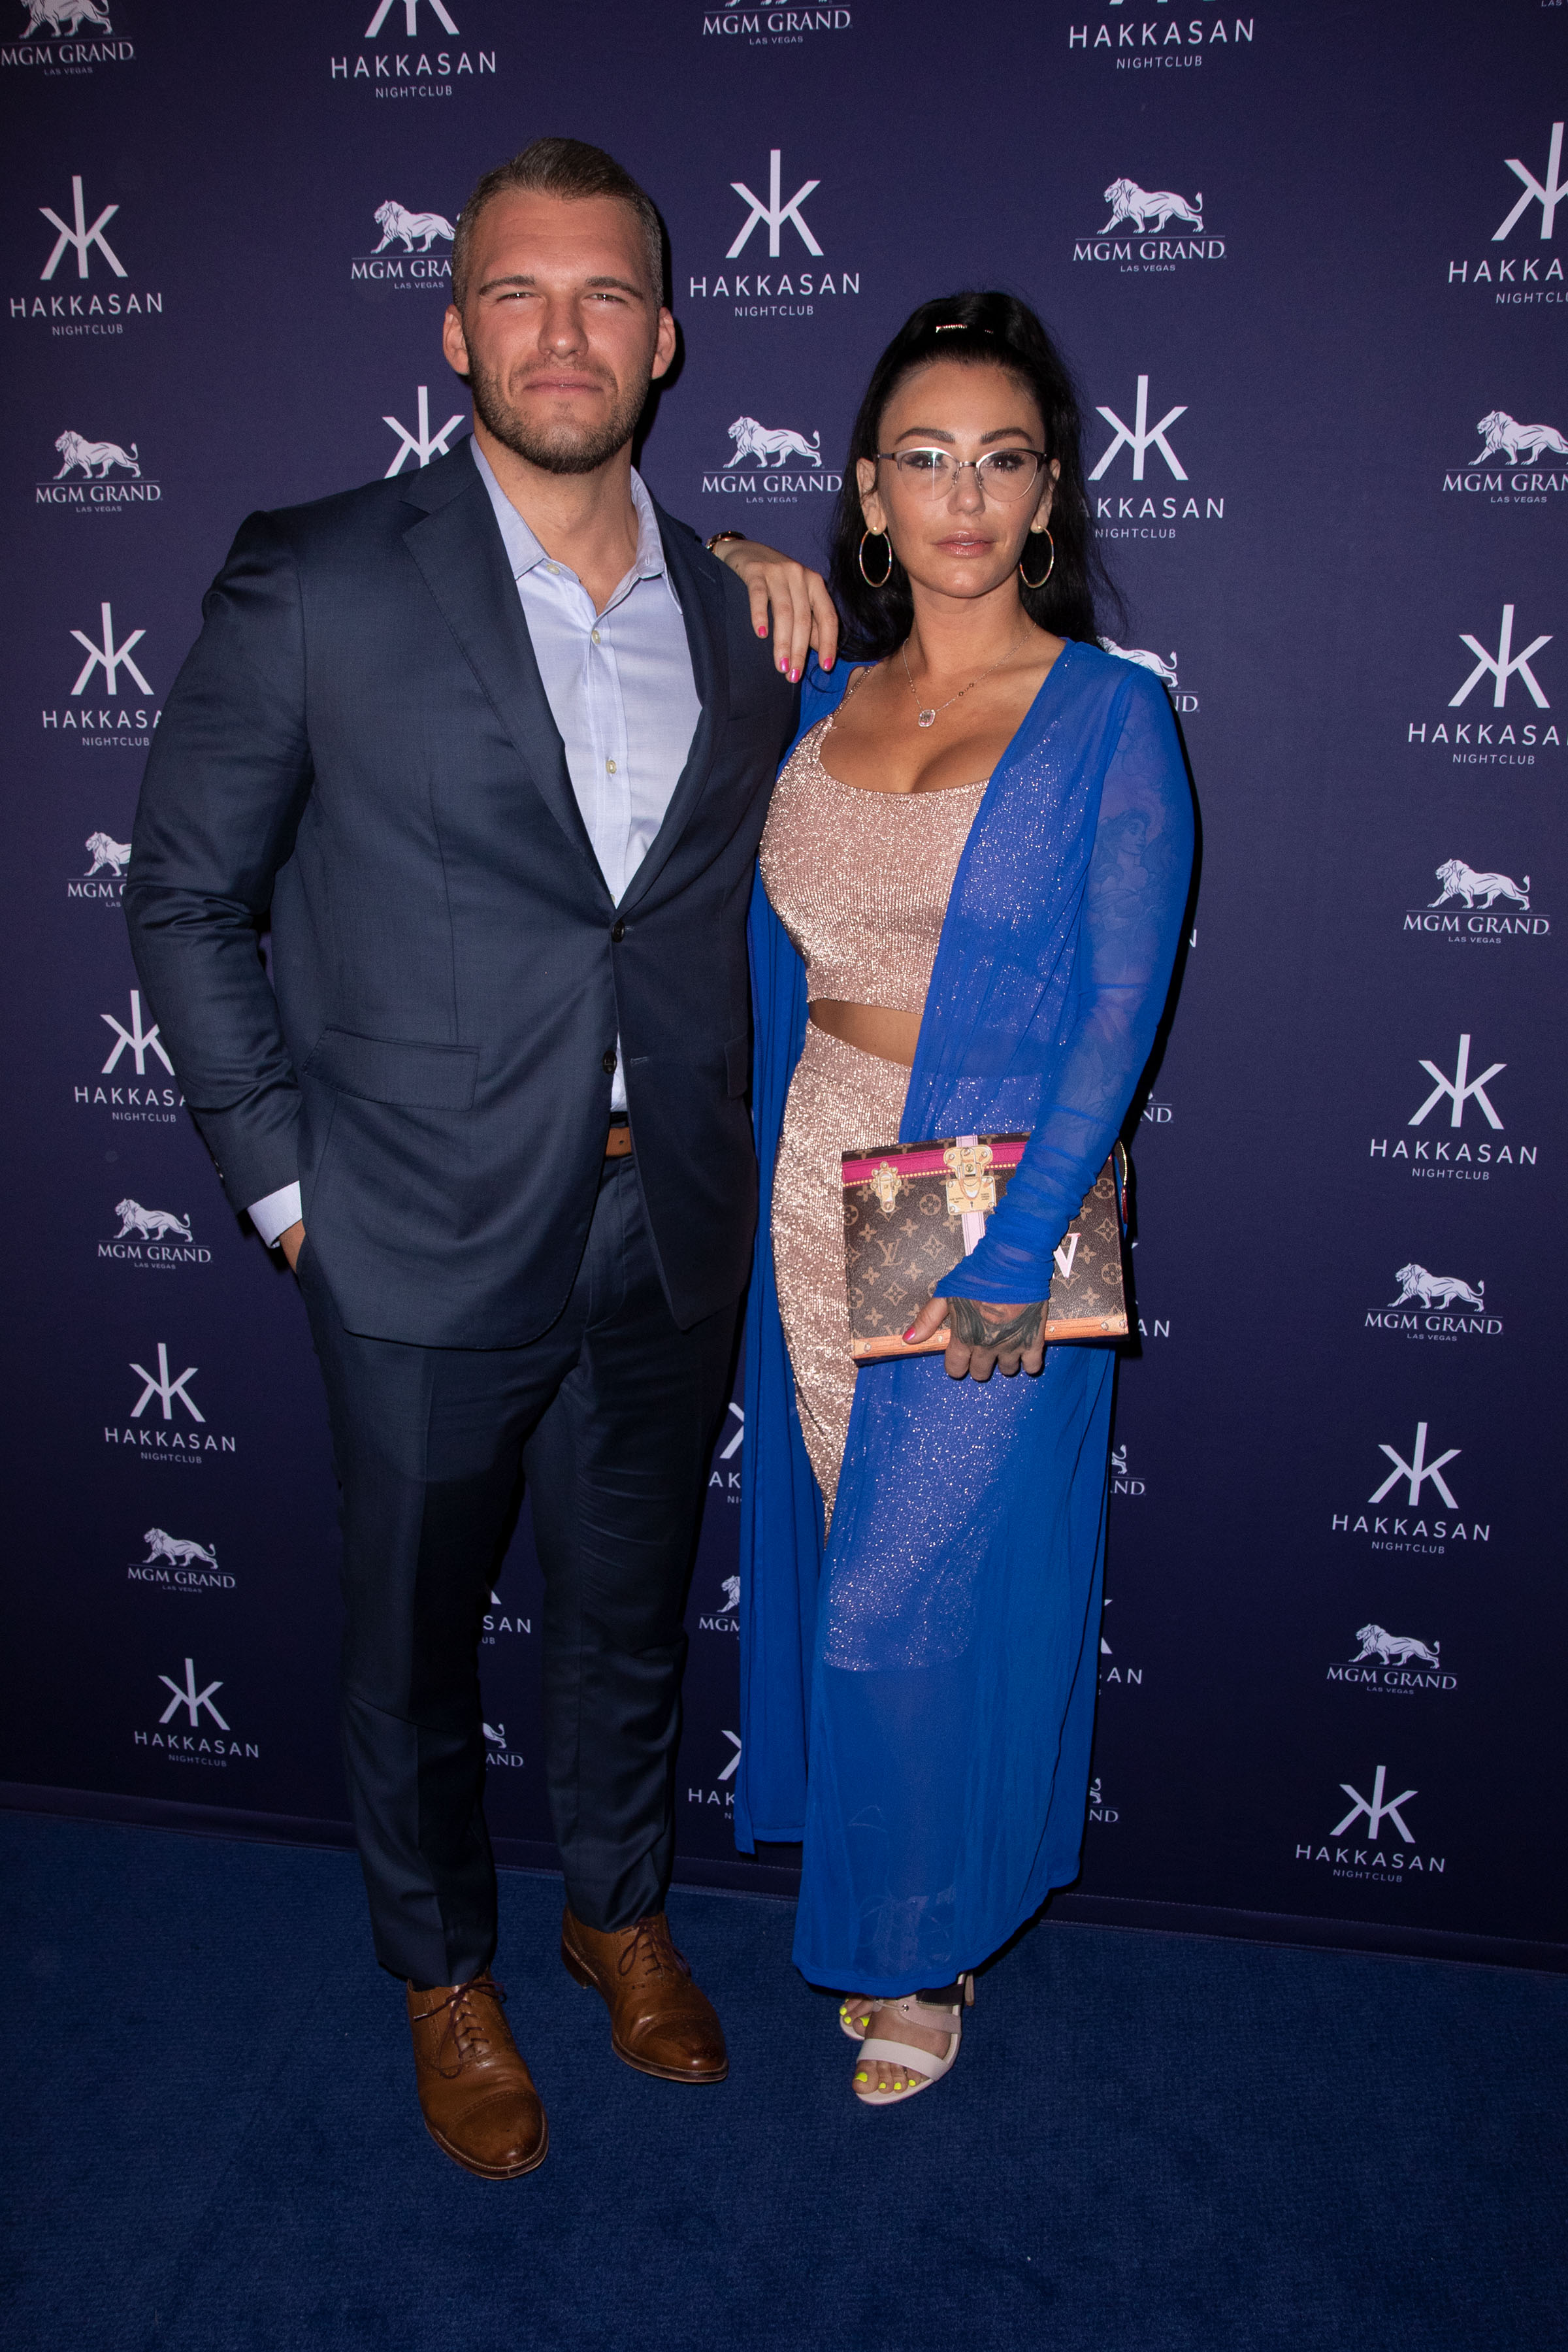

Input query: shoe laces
[417,1974,506,2079]
[617,1916,691,1985]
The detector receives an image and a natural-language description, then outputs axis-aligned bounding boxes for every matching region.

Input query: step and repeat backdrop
[2,1,1563,1964]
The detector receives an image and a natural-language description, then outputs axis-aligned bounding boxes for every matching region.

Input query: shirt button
[606,758,617,774]
[602,1049,617,1075]
[591,629,601,644]
[547,563,560,574]
[611,919,625,943]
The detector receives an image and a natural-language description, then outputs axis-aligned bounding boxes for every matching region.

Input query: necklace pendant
[916,708,936,728]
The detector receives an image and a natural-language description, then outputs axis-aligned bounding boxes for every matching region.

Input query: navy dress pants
[297,1158,737,1989]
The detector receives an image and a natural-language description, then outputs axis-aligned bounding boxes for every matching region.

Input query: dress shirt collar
[469,434,681,613]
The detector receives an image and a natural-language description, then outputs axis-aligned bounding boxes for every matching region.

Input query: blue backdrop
[3,0,1563,1967]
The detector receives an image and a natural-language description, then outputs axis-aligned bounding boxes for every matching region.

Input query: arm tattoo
[945,1297,1046,1352]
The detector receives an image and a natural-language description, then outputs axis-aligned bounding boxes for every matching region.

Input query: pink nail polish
[757,623,768,636]
[902,1326,918,1342]
[789,667,800,683]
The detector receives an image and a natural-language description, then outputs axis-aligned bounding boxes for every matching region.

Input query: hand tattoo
[945,1298,1046,1352]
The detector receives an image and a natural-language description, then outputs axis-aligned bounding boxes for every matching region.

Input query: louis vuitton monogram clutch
[840,1135,1130,1361]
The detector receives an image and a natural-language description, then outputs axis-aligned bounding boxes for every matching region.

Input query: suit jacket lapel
[399,448,607,890]
[618,508,730,915]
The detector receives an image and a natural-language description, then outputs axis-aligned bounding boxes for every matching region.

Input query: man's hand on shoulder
[278,1221,305,1272]
[708,538,838,684]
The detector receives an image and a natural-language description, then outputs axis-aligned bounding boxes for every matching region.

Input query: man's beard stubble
[466,351,653,477]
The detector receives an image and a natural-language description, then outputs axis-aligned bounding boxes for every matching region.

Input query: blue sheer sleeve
[934,670,1193,1305]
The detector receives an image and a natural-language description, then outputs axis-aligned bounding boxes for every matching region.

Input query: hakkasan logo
[41,599,158,750]
[700,5,853,44]
[1,0,135,76]
[329,0,497,98]
[1367,1033,1538,1185]
[135,1658,258,1767]
[1443,407,1568,506]
[1401,857,1548,949]
[687,150,862,321]
[1088,373,1224,542]
[1329,1421,1489,1558]
[1073,175,1225,272]
[75,990,183,1126]
[1405,606,1561,769]
[1066,10,1258,73]
[350,198,453,292]
[10,174,164,336]
[105,1340,238,1466]
[1295,1765,1446,1886]
[700,414,843,510]
[1446,122,1565,306]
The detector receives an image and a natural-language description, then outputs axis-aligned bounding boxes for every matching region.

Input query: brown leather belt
[605,1119,632,1159]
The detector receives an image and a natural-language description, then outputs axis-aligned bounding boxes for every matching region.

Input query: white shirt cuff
[249,1181,303,1247]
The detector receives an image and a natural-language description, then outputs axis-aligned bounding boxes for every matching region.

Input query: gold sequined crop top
[758,711,987,1015]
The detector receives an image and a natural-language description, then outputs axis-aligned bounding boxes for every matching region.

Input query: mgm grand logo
[1074,178,1226,269]
[1364,1261,1500,1342]
[1327,1623,1455,1696]
[1443,410,1567,504]
[702,415,842,503]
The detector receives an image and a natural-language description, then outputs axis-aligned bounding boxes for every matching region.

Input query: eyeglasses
[875,446,1048,502]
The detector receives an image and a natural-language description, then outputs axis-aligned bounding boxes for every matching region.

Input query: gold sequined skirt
[772,1020,911,1521]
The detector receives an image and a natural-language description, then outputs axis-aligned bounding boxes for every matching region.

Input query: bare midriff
[808,1000,921,1067]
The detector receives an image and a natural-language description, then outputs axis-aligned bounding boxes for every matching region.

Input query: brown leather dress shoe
[405,1971,548,2180]
[561,1908,728,2083]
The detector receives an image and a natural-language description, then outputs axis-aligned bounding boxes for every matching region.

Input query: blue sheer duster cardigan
[736,640,1193,1995]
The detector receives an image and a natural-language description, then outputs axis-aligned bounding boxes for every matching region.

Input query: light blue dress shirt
[249,435,702,1244]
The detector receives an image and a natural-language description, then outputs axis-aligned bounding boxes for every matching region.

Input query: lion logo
[1386,1263,1484,1312]
[55,430,139,480]
[725,417,822,468]
[142,1527,218,1571]
[1429,858,1529,911]
[1471,410,1568,465]
[1100,178,1203,234]
[1101,638,1179,688]
[24,0,112,32]
[372,201,455,254]
[1352,1624,1441,1669]
[83,831,131,877]
[114,1199,193,1243]
[717,1574,740,1616]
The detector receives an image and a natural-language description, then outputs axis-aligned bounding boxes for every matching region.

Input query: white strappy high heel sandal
[847,1975,974,2106]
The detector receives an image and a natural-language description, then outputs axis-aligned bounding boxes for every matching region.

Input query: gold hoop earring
[1019,527,1054,592]
[858,529,894,589]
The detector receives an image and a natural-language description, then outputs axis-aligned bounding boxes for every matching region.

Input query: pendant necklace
[900,633,1020,730]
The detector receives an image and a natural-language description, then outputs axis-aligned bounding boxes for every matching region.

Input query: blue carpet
[2,1814,1563,2352]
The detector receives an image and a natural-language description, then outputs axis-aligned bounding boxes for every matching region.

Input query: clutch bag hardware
[841,1133,1130,1362]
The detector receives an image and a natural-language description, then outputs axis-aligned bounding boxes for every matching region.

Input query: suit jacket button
[602,1049,617,1075]
[611,919,625,943]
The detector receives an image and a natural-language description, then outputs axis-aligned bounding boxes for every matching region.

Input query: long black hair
[826,289,1120,660]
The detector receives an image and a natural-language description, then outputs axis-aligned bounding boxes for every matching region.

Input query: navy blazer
[125,442,798,1347]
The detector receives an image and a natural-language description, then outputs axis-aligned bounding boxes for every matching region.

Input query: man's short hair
[451,137,665,310]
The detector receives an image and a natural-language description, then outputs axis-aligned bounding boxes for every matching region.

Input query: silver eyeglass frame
[873,447,1050,500]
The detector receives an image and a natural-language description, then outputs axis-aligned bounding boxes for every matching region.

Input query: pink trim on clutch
[840,1137,1027,1185]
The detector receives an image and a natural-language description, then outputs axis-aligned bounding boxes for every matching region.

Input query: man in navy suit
[126,139,834,2180]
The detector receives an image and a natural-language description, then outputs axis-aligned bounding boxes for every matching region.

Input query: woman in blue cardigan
[733,292,1193,2105]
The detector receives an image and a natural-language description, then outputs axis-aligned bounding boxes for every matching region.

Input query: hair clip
[934,321,993,335]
